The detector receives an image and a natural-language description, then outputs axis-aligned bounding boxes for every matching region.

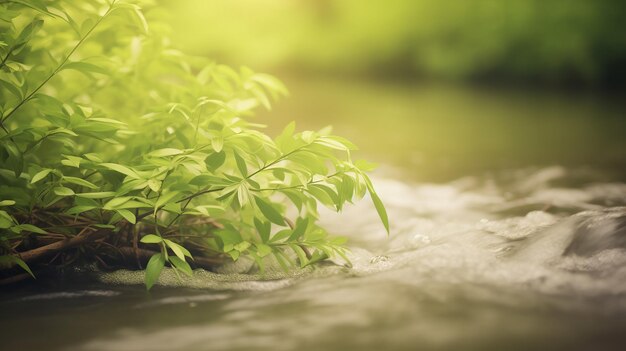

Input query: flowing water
[1,80,626,351]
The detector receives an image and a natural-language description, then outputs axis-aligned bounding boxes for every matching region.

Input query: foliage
[0,0,388,289]
[169,0,626,86]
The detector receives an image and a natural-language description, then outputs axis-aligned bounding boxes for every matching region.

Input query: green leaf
[211,137,224,152]
[155,191,180,209]
[290,244,309,268]
[48,127,78,137]
[0,200,16,207]
[116,209,136,224]
[189,174,229,187]
[61,61,109,75]
[307,184,338,208]
[148,148,184,157]
[6,143,24,177]
[113,2,149,34]
[254,196,285,225]
[234,240,251,252]
[282,189,304,211]
[13,257,35,279]
[315,137,350,151]
[256,243,272,257]
[65,205,97,215]
[61,155,82,168]
[113,200,152,210]
[87,118,126,125]
[233,152,248,177]
[13,224,47,234]
[191,204,225,217]
[323,135,358,150]
[16,19,43,45]
[272,250,292,271]
[0,215,14,229]
[148,179,161,192]
[254,218,271,243]
[270,229,292,243]
[288,217,309,241]
[250,73,288,96]
[227,250,240,261]
[164,239,191,261]
[103,196,132,210]
[0,77,24,100]
[205,151,226,171]
[76,191,117,199]
[30,169,52,184]
[276,121,296,151]
[355,159,377,172]
[53,187,75,196]
[101,163,141,179]
[132,7,150,34]
[339,174,355,203]
[145,253,165,290]
[11,1,58,18]
[363,175,389,234]
[63,176,98,189]
[169,256,192,276]
[236,183,250,207]
[307,250,330,266]
[249,84,271,109]
[141,234,163,244]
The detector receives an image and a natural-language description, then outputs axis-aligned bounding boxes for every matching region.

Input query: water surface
[1,80,626,351]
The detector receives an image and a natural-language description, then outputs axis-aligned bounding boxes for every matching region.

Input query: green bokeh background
[159,0,626,181]
[164,0,626,86]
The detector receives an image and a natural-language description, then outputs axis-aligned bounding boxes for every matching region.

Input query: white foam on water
[134,293,230,308]
[18,290,120,301]
[72,166,626,351]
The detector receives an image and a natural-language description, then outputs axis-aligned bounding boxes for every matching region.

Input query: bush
[0,0,388,289]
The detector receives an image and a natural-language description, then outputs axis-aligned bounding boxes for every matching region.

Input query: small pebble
[370,255,390,264]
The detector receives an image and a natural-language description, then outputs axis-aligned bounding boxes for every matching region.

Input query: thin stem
[252,171,343,192]
[169,144,318,207]
[0,46,14,69]
[0,122,10,135]
[246,144,310,179]
[166,197,192,228]
[176,187,225,204]
[22,133,50,153]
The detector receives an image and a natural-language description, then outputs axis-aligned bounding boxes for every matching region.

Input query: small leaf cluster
[0,0,388,288]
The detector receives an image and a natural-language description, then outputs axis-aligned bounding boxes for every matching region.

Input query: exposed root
[1,225,224,286]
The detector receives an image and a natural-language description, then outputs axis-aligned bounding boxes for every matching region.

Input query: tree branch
[15,229,110,265]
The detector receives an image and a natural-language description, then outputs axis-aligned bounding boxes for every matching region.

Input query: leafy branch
[0,0,116,126]
[0,0,388,289]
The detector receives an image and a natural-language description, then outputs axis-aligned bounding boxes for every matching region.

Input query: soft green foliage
[0,0,387,288]
[169,0,626,86]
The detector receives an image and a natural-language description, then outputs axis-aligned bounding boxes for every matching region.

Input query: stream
[1,80,626,351]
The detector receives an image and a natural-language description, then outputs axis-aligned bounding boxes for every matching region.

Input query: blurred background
[3,4,626,351]
[159,0,626,181]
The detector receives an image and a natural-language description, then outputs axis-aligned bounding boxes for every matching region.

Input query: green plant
[0,0,388,289]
